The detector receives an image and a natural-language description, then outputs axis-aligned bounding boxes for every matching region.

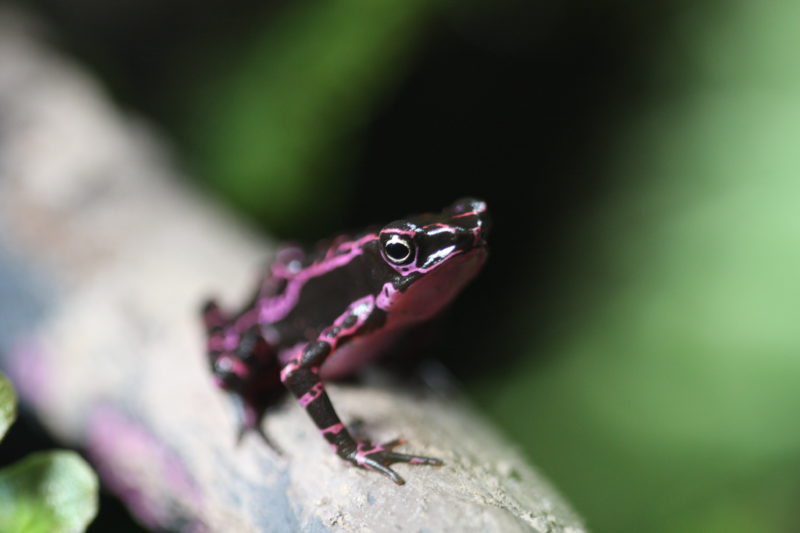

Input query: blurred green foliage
[0,375,98,533]
[474,2,800,533]
[184,0,443,236]
[0,375,14,442]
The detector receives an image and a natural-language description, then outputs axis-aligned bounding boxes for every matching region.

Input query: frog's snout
[449,197,490,248]
[475,208,491,245]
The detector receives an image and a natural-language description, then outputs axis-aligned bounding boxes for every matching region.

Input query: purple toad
[202,198,489,484]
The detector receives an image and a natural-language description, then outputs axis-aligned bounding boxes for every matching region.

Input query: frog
[201,197,489,484]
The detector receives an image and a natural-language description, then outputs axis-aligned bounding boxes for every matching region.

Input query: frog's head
[375,197,489,321]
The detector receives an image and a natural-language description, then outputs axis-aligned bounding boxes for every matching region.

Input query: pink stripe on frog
[354,442,386,467]
[322,295,374,350]
[258,234,378,324]
[321,423,345,435]
[298,382,325,407]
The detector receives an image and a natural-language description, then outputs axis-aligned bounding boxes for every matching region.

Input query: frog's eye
[383,235,414,265]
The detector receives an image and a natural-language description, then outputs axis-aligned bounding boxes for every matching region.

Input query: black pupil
[386,241,410,262]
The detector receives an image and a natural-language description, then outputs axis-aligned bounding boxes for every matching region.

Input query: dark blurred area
[19,0,666,374]
[6,0,800,532]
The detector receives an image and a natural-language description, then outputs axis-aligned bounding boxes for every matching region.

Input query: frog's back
[257,233,389,352]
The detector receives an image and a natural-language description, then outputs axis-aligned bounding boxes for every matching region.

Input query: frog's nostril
[477,211,491,240]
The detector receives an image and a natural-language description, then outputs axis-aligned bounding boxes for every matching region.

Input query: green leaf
[0,451,99,533]
[0,373,16,442]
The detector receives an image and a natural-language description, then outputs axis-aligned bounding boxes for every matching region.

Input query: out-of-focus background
[2,0,800,531]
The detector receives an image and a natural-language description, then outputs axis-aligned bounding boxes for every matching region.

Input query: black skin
[202,198,488,484]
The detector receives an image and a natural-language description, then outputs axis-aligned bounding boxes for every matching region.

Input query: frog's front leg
[280,296,442,484]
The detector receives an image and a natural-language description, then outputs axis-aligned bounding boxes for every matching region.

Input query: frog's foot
[236,421,283,455]
[346,438,443,485]
[231,396,283,454]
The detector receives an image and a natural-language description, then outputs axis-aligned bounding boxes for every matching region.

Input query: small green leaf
[0,373,16,442]
[0,451,99,533]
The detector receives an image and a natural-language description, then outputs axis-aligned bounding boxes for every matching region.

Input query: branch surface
[0,11,587,533]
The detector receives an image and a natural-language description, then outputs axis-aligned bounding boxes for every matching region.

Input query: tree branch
[0,10,587,533]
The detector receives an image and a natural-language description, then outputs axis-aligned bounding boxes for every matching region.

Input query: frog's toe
[379,438,443,465]
[387,451,443,466]
[380,437,406,449]
[254,425,284,455]
[236,421,283,454]
[362,459,406,485]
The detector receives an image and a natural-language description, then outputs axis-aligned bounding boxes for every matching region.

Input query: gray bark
[0,10,587,533]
